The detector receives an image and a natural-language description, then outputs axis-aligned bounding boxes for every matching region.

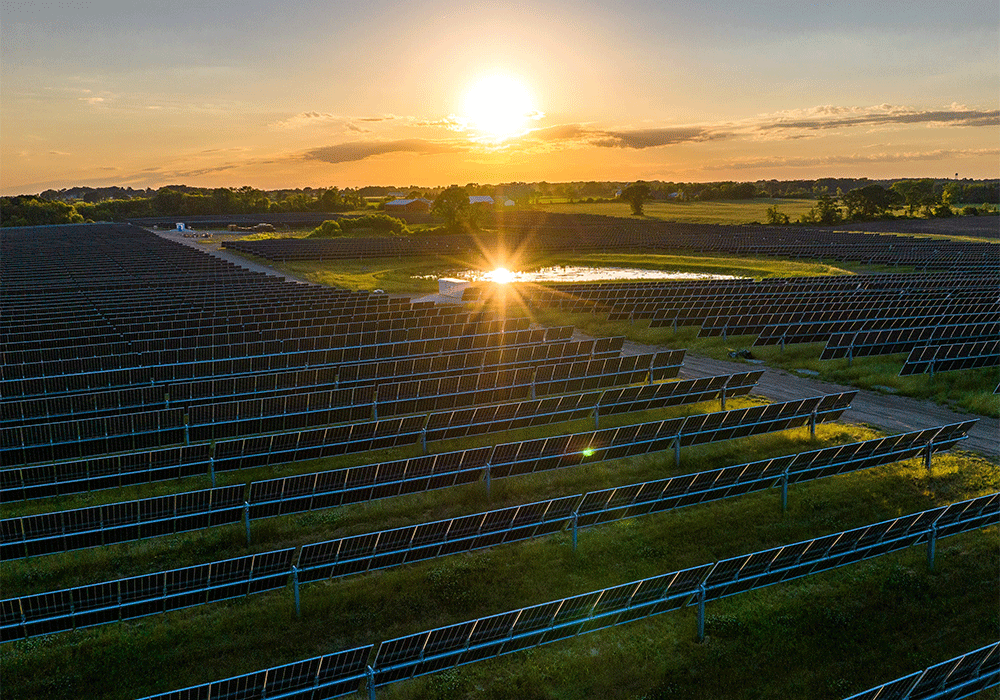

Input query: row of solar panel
[698,305,996,338]
[900,340,1000,376]
[608,292,995,324]
[3,319,532,379]
[129,492,998,700]
[242,392,849,520]
[843,641,999,700]
[1,298,428,340]
[0,327,572,399]
[3,295,422,336]
[749,312,998,347]
[821,323,1000,360]
[1,310,504,357]
[1,423,970,640]
[0,355,677,463]
[1,293,417,327]
[1,338,632,427]
[1,310,509,360]
[530,276,994,304]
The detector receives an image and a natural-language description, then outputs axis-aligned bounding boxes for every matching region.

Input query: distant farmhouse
[384,197,432,213]
[469,195,516,207]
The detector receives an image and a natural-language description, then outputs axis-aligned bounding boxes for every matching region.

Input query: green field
[253,252,854,296]
[534,198,818,225]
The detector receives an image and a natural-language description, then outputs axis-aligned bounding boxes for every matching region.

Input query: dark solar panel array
[3,422,971,643]
[842,641,999,700]
[899,340,1000,377]
[221,215,1000,273]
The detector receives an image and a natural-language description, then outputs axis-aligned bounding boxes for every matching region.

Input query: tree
[432,185,472,231]
[765,204,790,225]
[308,220,343,238]
[799,194,842,225]
[621,182,651,216]
[890,179,936,216]
[841,185,902,220]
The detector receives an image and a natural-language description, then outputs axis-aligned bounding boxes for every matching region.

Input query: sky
[1,0,998,194]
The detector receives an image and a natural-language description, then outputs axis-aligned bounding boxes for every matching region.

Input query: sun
[462,74,537,141]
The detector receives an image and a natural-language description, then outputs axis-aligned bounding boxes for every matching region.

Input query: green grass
[229,251,854,296]
[3,424,996,700]
[534,198,819,225]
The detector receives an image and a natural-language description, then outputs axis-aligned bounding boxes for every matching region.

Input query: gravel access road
[616,337,998,458]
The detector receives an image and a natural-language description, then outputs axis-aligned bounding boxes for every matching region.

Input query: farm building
[384,197,432,213]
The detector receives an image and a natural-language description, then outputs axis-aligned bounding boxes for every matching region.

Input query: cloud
[755,105,1000,133]
[518,123,722,149]
[594,127,722,149]
[272,112,402,129]
[271,111,342,128]
[79,96,105,105]
[705,148,1000,170]
[47,150,72,156]
[302,139,465,164]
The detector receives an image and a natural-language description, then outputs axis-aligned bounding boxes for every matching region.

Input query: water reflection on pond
[459,265,742,283]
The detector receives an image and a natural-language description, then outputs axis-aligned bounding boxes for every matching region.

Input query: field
[533,198,819,225]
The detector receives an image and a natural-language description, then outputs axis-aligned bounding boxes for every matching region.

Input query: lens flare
[485,267,516,284]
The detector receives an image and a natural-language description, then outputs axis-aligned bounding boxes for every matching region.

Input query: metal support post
[243,501,251,545]
[292,566,301,617]
[781,469,789,514]
[673,436,681,467]
[484,463,492,499]
[184,413,190,445]
[927,523,938,572]
[594,405,600,430]
[809,409,817,439]
[209,454,216,488]
[696,584,707,642]
[372,386,378,421]
[366,666,377,700]
[780,334,786,354]
[928,359,935,379]
[720,384,727,412]
[420,428,427,455]
[571,512,579,551]
[722,325,728,343]
[672,317,678,334]
[847,345,853,368]
[924,439,933,474]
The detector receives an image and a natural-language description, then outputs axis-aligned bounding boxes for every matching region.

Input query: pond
[435,265,742,283]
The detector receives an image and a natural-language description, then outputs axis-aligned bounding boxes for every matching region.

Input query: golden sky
[2,0,997,194]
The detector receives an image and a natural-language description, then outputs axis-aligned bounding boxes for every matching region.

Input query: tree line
[2,179,996,228]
